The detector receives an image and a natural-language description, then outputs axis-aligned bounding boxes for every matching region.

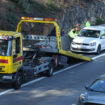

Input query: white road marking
[0,53,105,96]
[0,89,13,96]
[54,62,84,75]
[92,53,105,60]
[0,62,84,96]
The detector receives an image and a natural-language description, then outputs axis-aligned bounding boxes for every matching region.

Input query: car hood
[73,37,98,44]
[87,91,105,104]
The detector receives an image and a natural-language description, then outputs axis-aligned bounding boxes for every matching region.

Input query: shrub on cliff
[95,17,105,25]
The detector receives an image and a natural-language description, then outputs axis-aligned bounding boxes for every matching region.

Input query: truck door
[12,37,22,73]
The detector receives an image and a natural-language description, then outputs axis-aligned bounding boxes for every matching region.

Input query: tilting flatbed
[16,17,92,62]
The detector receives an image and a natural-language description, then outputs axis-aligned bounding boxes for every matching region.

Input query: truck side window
[13,38,20,56]
[16,38,20,53]
[13,40,16,56]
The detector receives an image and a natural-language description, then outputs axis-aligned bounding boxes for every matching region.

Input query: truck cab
[0,31,23,87]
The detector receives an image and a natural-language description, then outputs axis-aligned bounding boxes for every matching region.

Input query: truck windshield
[79,29,100,38]
[0,40,12,56]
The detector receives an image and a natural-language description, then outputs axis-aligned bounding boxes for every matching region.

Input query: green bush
[10,0,18,3]
[46,1,61,12]
[18,0,30,14]
[32,1,47,13]
[10,0,30,14]
[95,17,105,25]
[7,14,16,30]
[8,4,15,11]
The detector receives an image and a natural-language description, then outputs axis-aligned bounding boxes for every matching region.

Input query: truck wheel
[97,45,101,55]
[46,62,54,77]
[12,72,23,89]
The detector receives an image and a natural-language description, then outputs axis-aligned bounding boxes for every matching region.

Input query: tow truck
[0,17,91,89]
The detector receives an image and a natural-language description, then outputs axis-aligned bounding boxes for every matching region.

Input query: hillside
[0,0,105,32]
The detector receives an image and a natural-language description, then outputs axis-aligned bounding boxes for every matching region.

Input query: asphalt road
[0,56,105,105]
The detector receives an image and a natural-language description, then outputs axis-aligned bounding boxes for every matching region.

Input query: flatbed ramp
[59,50,92,61]
[17,18,92,62]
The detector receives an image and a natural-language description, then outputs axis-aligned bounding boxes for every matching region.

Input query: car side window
[101,30,105,39]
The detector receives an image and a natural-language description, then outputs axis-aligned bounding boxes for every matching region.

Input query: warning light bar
[21,17,56,21]
[0,35,13,40]
[0,35,8,40]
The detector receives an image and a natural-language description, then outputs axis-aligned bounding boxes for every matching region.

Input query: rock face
[61,0,105,32]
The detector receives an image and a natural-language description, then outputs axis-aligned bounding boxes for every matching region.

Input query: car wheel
[97,45,101,55]
[12,72,23,89]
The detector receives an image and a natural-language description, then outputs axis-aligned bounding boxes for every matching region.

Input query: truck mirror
[13,54,17,58]
[85,85,89,90]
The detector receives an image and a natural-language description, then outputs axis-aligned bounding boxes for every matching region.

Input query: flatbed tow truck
[0,17,91,89]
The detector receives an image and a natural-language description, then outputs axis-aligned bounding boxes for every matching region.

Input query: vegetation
[7,13,16,30]
[46,0,61,12]
[10,0,31,14]
[95,17,105,25]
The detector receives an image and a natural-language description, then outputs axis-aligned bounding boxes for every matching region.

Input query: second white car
[70,26,105,54]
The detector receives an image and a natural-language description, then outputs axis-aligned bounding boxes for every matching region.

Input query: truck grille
[72,48,94,51]
[73,42,89,46]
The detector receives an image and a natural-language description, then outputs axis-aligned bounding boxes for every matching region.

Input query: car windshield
[0,40,11,56]
[89,79,105,92]
[79,29,100,38]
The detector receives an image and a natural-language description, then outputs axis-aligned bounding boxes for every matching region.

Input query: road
[0,56,105,105]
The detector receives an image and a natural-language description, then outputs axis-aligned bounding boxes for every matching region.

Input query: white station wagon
[70,26,105,54]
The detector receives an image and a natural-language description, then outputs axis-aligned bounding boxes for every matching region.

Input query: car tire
[97,45,101,55]
[12,72,23,89]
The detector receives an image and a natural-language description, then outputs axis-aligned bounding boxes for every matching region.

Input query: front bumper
[71,44,97,53]
[0,74,15,83]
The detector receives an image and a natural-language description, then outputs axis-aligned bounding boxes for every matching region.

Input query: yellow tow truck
[0,17,91,89]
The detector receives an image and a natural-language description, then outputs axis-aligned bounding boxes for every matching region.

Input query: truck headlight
[80,92,88,102]
[90,42,96,46]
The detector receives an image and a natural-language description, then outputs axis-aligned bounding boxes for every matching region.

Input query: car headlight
[80,92,88,102]
[90,42,96,46]
[72,42,75,45]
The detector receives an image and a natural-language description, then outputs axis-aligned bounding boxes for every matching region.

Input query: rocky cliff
[0,0,105,32]
[61,0,105,32]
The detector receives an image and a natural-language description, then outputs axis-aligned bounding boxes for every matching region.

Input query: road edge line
[0,62,84,96]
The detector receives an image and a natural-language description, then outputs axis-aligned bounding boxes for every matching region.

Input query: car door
[100,30,105,50]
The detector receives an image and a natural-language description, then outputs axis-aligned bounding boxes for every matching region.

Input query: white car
[70,26,105,54]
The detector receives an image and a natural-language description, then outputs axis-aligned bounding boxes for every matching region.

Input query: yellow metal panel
[59,50,91,61]
[16,19,62,51]
[0,56,12,74]
[0,30,19,36]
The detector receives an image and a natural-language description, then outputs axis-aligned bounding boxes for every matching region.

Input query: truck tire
[12,72,23,89]
[46,61,55,77]
[97,45,101,55]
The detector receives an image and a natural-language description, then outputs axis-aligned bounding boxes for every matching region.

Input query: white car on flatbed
[70,26,105,54]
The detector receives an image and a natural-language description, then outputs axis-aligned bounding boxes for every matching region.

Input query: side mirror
[85,85,89,90]
[101,34,105,39]
[13,54,17,58]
